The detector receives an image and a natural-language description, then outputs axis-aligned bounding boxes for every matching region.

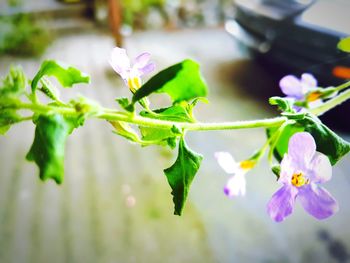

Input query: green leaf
[271,165,281,179]
[26,114,78,184]
[0,66,26,97]
[298,115,350,165]
[266,123,305,162]
[39,77,60,101]
[140,104,194,123]
[132,59,207,104]
[269,96,294,113]
[69,96,101,126]
[163,137,203,215]
[110,121,140,143]
[31,60,90,93]
[139,126,177,148]
[0,110,21,135]
[338,37,350,53]
[116,97,131,111]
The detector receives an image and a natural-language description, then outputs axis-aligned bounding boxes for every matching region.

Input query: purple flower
[279,73,317,101]
[215,152,255,197]
[267,132,338,222]
[109,47,155,91]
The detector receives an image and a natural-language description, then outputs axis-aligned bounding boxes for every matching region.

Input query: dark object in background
[226,0,350,132]
[318,229,350,263]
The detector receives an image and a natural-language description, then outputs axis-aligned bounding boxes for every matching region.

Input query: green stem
[98,112,287,131]
[335,80,350,92]
[311,89,350,116]
[5,101,287,131]
[267,120,295,165]
[6,87,350,132]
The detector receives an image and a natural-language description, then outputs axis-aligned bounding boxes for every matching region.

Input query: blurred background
[0,0,350,262]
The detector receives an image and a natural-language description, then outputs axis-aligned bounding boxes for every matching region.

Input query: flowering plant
[1,40,350,222]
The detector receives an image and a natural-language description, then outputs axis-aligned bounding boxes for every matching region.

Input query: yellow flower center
[239,160,255,170]
[127,77,141,92]
[307,91,322,102]
[291,172,309,187]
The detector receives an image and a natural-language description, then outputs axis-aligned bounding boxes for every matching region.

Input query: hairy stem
[6,88,350,132]
[7,101,287,131]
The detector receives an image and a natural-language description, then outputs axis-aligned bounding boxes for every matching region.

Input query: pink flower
[267,132,338,222]
[109,47,155,92]
[279,73,317,101]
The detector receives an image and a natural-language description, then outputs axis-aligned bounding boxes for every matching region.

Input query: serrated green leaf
[0,66,26,97]
[266,123,305,162]
[31,60,90,93]
[298,115,350,165]
[338,37,350,52]
[164,137,203,215]
[0,110,21,135]
[132,59,207,104]
[140,104,194,123]
[26,114,78,184]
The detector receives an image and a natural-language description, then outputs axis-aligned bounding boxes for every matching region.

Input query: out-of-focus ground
[0,27,350,263]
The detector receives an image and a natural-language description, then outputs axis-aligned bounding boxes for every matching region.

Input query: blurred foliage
[122,0,166,27]
[0,13,51,57]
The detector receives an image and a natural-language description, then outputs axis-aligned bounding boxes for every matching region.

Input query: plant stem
[311,89,350,116]
[8,89,350,132]
[98,112,287,131]
[335,80,350,92]
[7,101,287,131]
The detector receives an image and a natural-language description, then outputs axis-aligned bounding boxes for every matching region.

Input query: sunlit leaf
[298,115,350,165]
[26,114,78,184]
[110,121,140,143]
[31,60,90,93]
[132,59,207,104]
[269,96,294,113]
[266,123,305,162]
[139,126,177,148]
[164,137,203,215]
[140,104,194,123]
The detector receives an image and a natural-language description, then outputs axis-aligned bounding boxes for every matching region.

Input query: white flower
[215,152,254,197]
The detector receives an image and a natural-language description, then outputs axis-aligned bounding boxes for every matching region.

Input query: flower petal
[267,185,298,222]
[279,75,303,99]
[223,173,246,197]
[279,154,294,185]
[214,152,239,174]
[138,62,156,76]
[301,73,317,89]
[298,184,338,220]
[134,52,151,68]
[309,152,332,183]
[288,132,316,169]
[109,47,131,79]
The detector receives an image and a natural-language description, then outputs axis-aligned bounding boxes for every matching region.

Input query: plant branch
[311,89,350,116]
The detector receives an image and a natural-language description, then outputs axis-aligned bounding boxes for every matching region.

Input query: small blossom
[267,132,338,222]
[279,73,318,101]
[215,152,255,197]
[109,47,156,92]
